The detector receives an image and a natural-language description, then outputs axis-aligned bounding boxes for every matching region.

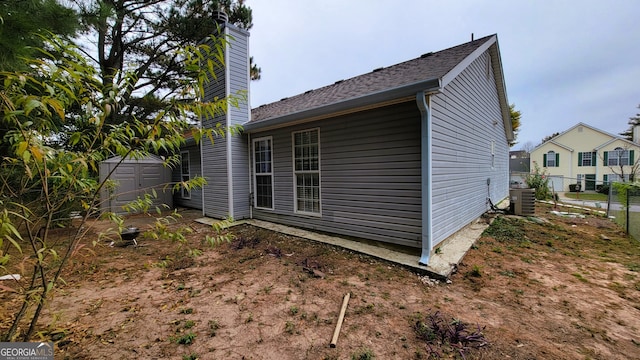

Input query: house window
[293,129,320,215]
[180,151,190,199]
[605,173,631,184]
[544,151,558,167]
[253,137,274,209]
[578,152,596,167]
[606,147,631,166]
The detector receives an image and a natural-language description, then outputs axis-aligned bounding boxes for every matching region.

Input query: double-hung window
[180,151,190,199]
[544,151,558,167]
[606,147,631,166]
[293,129,320,215]
[253,137,274,209]
[578,151,596,167]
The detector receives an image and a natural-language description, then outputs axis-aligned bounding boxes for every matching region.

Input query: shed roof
[101,154,166,164]
[246,35,503,132]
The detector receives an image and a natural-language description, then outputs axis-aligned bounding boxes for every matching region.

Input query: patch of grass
[353,303,375,315]
[284,321,295,335]
[289,306,299,315]
[520,256,533,264]
[171,332,196,345]
[572,273,588,282]
[499,270,516,278]
[351,347,375,360]
[627,263,640,272]
[482,216,526,243]
[182,354,198,360]
[512,289,524,296]
[468,265,482,278]
[491,247,503,254]
[564,193,607,201]
[180,308,194,314]
[208,320,220,337]
[183,320,195,329]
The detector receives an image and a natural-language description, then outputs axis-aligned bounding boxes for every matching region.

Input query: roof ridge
[250,34,497,124]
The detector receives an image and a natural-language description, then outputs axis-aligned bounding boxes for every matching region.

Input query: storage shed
[99,155,173,214]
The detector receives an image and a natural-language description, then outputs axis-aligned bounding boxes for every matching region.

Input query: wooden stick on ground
[330,292,351,348]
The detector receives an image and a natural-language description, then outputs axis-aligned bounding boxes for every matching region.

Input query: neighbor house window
[544,151,558,167]
[180,151,190,199]
[293,128,320,215]
[605,147,633,166]
[253,137,274,209]
[605,173,631,184]
[578,151,596,167]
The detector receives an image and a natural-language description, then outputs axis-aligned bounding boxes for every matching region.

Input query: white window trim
[253,136,274,210]
[607,147,630,167]
[546,151,556,167]
[292,128,321,217]
[180,151,191,199]
[580,151,593,167]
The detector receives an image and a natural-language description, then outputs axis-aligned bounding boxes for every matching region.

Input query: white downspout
[416,91,433,265]
[200,136,205,216]
[248,132,253,219]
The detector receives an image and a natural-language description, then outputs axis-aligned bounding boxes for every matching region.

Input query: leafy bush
[597,184,610,194]
[525,162,552,200]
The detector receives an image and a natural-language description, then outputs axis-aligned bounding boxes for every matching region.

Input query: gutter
[416,91,433,265]
[244,79,441,132]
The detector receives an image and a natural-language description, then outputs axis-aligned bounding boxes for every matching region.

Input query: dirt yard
[1,202,640,359]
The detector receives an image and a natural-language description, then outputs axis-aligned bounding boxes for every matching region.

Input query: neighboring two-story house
[530,122,640,192]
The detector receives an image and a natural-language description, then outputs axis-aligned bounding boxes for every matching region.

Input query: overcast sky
[246,0,640,149]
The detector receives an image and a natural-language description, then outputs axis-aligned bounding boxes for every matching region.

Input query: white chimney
[634,124,640,144]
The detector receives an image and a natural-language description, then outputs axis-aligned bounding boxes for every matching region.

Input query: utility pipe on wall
[416,91,433,265]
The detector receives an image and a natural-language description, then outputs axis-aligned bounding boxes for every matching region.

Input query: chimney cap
[214,10,228,24]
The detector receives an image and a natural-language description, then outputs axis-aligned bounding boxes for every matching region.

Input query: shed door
[547,176,564,192]
[111,164,137,209]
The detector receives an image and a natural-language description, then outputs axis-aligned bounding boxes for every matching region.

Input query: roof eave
[244,78,441,132]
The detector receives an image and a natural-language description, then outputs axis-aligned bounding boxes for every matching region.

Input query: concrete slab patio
[195,217,490,280]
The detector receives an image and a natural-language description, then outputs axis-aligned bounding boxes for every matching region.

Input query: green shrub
[524,162,552,200]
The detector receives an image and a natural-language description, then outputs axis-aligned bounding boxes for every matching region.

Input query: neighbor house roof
[532,122,639,152]
[245,34,509,134]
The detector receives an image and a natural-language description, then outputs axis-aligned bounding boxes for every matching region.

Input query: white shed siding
[251,102,422,248]
[431,51,509,245]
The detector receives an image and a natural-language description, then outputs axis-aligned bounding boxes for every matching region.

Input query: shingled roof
[247,34,498,130]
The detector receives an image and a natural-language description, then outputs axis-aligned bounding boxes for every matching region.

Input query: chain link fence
[607,183,640,241]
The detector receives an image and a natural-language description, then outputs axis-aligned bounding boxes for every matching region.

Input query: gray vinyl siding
[227,25,250,219]
[201,24,251,219]
[227,25,249,127]
[201,35,229,218]
[202,116,229,218]
[251,102,422,248]
[430,51,509,246]
[230,134,250,219]
[172,143,203,209]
